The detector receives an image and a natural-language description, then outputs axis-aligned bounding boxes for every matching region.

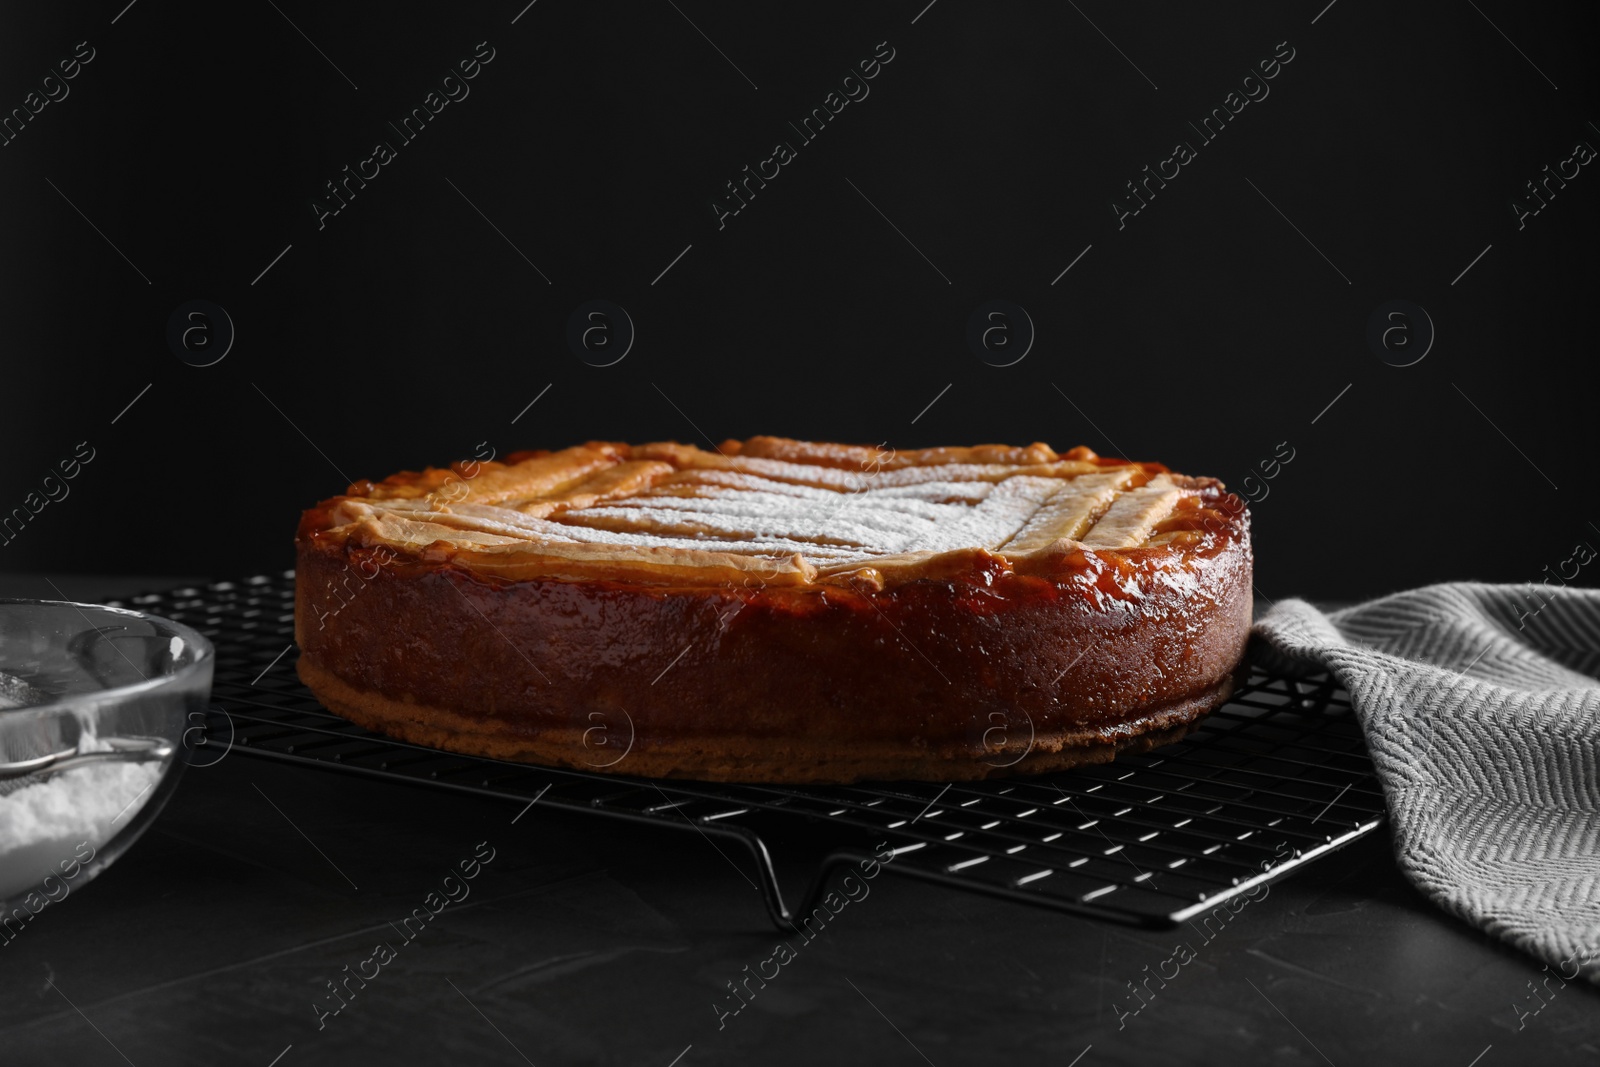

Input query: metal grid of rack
[112,572,1386,931]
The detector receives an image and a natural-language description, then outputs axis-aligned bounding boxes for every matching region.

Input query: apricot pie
[294,437,1252,783]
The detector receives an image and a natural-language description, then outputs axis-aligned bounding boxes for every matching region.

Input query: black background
[2,0,1596,600]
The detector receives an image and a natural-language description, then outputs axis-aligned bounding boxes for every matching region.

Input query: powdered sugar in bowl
[0,600,212,919]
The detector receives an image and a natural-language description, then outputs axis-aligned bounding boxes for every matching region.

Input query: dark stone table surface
[2,575,1596,1066]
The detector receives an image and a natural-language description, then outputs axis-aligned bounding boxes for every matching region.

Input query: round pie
[294,437,1252,783]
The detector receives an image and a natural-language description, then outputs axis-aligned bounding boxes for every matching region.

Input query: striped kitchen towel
[1253,583,1600,985]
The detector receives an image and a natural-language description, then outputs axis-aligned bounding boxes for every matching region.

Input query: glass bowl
[0,599,213,921]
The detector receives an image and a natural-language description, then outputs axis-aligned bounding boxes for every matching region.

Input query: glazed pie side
[294,437,1253,783]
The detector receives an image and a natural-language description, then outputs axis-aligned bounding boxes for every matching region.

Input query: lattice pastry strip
[1000,469,1141,551]
[1077,476,1183,549]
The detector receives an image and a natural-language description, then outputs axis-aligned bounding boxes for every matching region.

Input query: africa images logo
[710,41,897,230]
[1111,41,1296,229]
[310,42,497,230]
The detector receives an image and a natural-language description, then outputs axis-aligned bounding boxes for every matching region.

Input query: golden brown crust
[300,438,1226,593]
[294,436,1253,783]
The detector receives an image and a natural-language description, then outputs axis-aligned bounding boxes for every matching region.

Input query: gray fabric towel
[1253,582,1600,985]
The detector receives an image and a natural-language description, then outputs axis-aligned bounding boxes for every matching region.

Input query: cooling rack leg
[714,825,806,932]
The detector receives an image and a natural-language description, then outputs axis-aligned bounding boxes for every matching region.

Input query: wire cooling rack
[110,572,1386,932]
